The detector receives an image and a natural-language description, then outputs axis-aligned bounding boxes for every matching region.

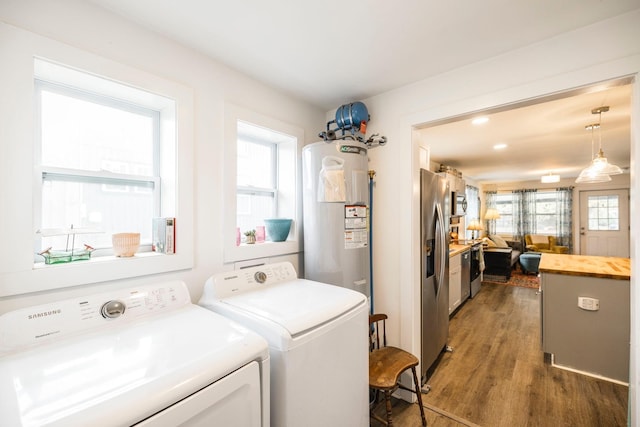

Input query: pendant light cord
[597,110,602,153]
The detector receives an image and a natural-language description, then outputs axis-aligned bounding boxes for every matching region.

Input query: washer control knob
[254,271,267,284]
[101,300,126,319]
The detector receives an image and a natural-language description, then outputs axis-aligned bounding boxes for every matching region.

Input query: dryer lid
[218,278,366,337]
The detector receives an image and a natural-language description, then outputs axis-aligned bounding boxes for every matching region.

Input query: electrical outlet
[578,296,600,311]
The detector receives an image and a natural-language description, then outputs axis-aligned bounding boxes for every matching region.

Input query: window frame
[34,79,162,255]
[223,104,303,263]
[465,185,480,239]
[533,191,558,234]
[236,132,279,221]
[587,194,620,231]
[494,193,514,235]
[0,49,194,298]
[492,190,565,236]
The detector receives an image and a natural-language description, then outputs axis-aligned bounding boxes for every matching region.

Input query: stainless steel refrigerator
[420,168,450,383]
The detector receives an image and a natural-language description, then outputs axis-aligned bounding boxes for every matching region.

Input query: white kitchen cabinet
[449,253,462,315]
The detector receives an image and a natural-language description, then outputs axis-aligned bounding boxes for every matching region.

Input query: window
[236,121,297,242]
[34,59,177,260]
[587,195,619,230]
[492,190,565,235]
[236,121,285,236]
[534,192,558,234]
[223,105,302,262]
[494,193,514,234]
[1,41,193,297]
[465,185,480,239]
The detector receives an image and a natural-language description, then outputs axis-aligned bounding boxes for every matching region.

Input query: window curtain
[555,187,574,252]
[512,189,537,249]
[484,191,497,236]
[466,185,480,219]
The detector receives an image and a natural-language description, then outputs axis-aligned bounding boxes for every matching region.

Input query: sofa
[524,234,569,254]
[482,235,522,281]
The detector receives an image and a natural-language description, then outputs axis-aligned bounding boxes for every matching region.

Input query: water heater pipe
[368,169,376,314]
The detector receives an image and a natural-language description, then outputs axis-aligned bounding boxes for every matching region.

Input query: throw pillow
[482,237,496,247]
[490,235,509,248]
[530,235,550,245]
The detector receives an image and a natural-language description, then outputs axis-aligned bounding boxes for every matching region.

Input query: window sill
[33,250,164,269]
[1,251,193,298]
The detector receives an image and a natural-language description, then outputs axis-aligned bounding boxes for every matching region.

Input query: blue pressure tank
[334,102,369,131]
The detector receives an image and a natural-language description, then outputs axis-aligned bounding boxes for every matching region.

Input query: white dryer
[199,262,368,427]
[0,281,269,427]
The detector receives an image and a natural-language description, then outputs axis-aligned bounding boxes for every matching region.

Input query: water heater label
[345,217,367,229]
[344,205,368,249]
[345,230,368,249]
[345,205,367,218]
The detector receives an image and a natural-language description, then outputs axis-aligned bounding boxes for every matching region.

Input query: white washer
[0,281,270,427]
[199,262,368,427]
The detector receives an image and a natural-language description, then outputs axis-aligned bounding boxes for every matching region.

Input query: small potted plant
[244,229,256,244]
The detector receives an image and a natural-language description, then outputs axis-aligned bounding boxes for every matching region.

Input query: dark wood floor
[372,282,629,426]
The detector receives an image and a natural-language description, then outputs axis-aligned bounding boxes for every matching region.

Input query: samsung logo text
[28,309,62,320]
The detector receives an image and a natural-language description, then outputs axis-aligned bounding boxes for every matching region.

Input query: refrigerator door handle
[435,202,446,293]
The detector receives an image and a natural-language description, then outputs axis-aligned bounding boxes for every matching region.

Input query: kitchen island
[539,253,630,383]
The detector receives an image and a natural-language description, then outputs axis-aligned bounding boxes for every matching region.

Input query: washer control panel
[206,262,299,299]
[0,281,191,353]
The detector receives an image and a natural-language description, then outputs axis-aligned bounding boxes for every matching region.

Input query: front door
[579,189,629,257]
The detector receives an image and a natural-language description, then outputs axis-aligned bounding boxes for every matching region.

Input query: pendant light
[575,123,611,183]
[575,106,621,183]
[590,106,623,175]
[575,166,611,183]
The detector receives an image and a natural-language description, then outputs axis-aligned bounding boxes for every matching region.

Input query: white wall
[359,8,640,418]
[0,1,324,310]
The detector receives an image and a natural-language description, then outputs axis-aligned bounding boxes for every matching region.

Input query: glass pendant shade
[575,165,612,183]
[591,149,623,175]
[575,106,622,184]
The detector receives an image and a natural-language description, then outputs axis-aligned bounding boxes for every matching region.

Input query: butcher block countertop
[449,244,470,257]
[539,253,630,280]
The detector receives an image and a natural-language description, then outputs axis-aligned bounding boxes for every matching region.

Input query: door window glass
[587,195,619,230]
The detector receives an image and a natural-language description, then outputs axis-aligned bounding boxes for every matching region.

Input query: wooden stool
[369,314,427,426]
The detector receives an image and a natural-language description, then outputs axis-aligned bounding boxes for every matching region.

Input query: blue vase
[264,219,292,242]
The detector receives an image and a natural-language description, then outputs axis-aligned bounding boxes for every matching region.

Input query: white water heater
[302,141,370,297]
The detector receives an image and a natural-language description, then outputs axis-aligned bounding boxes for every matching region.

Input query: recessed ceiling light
[472,117,489,125]
[493,143,507,150]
